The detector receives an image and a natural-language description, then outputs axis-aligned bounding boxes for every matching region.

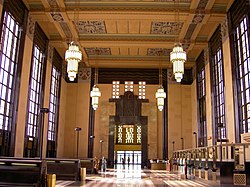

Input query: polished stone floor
[55,164,230,187]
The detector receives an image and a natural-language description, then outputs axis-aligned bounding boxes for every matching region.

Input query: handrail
[172,143,250,171]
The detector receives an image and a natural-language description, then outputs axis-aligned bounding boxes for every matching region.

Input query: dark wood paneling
[53,49,62,71]
[196,51,205,73]
[228,0,250,32]
[96,68,165,85]
[34,23,48,52]
[3,0,28,25]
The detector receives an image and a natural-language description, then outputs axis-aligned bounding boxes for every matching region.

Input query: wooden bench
[46,158,81,181]
[80,158,94,174]
[0,158,46,187]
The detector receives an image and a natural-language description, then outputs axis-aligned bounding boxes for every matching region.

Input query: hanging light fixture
[64,0,82,82]
[90,58,101,110]
[155,53,166,111]
[65,42,82,81]
[90,84,101,110]
[170,43,186,82]
[156,85,166,111]
[170,0,187,83]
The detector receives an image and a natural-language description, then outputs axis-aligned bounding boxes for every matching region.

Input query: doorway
[116,150,142,164]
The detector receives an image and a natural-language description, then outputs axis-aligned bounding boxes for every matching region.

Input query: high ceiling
[23,0,234,69]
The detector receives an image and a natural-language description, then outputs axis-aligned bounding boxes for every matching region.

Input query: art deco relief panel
[109,91,149,168]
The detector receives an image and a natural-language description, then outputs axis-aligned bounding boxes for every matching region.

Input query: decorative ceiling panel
[192,14,205,24]
[76,21,107,34]
[25,0,232,70]
[151,22,183,35]
[50,12,64,22]
[84,48,111,56]
[147,48,171,56]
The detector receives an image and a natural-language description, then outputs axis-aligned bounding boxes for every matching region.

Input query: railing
[172,143,250,172]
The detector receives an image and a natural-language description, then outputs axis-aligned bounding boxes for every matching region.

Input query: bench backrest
[0,158,46,186]
[46,158,80,181]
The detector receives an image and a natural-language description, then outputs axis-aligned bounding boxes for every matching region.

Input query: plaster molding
[84,47,111,56]
[151,21,183,35]
[50,12,64,22]
[27,15,35,40]
[204,47,209,65]
[78,66,91,82]
[221,16,229,43]
[76,21,107,34]
[47,43,54,63]
[147,48,170,56]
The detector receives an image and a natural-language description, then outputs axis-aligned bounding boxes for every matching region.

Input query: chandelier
[155,61,166,111]
[156,86,166,111]
[170,0,187,83]
[90,68,101,110]
[170,43,186,83]
[65,42,82,81]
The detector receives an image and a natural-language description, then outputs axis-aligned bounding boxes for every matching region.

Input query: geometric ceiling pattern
[23,0,233,69]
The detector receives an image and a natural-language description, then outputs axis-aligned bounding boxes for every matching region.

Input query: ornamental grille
[233,174,246,186]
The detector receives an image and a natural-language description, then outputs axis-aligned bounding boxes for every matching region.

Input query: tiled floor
[55,164,226,187]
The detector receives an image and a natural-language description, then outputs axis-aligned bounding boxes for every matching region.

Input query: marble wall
[168,84,193,158]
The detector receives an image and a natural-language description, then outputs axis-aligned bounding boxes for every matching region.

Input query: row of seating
[0,157,95,187]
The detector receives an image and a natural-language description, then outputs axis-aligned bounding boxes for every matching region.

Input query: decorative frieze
[221,16,229,43]
[27,15,35,40]
[204,47,209,65]
[192,13,205,24]
[78,67,91,82]
[47,43,54,63]
[151,21,183,35]
[84,47,111,55]
[50,12,64,22]
[147,48,170,56]
[76,21,106,34]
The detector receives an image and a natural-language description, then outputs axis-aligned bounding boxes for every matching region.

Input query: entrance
[116,151,142,164]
